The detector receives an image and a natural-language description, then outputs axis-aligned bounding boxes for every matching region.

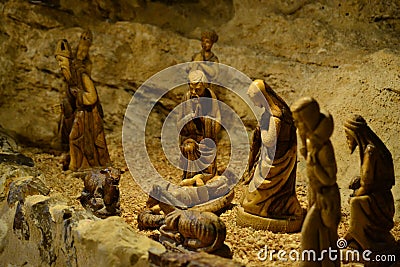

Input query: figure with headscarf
[291,97,340,267]
[55,36,110,171]
[177,70,221,181]
[236,80,304,232]
[343,115,396,253]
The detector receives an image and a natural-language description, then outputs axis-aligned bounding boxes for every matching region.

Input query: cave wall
[0,0,400,214]
[1,0,399,145]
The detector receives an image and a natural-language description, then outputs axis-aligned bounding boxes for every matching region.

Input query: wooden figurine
[55,31,110,171]
[192,30,219,63]
[159,209,226,253]
[152,176,234,210]
[137,174,235,232]
[291,97,341,267]
[343,115,396,254]
[79,167,122,218]
[177,70,221,180]
[189,30,219,83]
[237,80,304,233]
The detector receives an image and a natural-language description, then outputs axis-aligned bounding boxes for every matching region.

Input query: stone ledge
[0,162,165,267]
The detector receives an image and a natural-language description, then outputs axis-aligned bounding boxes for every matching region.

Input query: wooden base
[236,206,304,233]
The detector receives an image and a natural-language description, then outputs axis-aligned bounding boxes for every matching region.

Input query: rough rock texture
[148,247,245,267]
[0,162,165,267]
[73,216,164,267]
[0,0,400,266]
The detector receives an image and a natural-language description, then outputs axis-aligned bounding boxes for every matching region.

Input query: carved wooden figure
[55,31,110,171]
[190,30,219,83]
[177,70,221,180]
[237,80,304,233]
[79,167,122,218]
[343,115,396,255]
[291,97,341,267]
[137,175,235,231]
[159,209,226,253]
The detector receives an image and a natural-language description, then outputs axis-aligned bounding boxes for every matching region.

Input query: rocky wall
[1,0,399,148]
[0,162,165,267]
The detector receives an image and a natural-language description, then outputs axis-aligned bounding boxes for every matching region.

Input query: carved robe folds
[69,72,110,171]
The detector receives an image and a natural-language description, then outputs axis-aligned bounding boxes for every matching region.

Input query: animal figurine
[79,167,123,218]
[159,209,226,252]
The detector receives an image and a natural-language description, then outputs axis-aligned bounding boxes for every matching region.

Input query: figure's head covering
[188,70,209,84]
[343,114,367,150]
[251,80,291,109]
[249,79,293,122]
[201,30,219,43]
[290,97,319,115]
[291,97,326,136]
[248,79,264,94]
[343,114,393,179]
[55,39,72,59]
[344,115,367,133]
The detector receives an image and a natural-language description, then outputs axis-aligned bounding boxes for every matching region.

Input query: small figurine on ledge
[54,30,110,171]
[291,97,341,267]
[237,80,304,233]
[189,30,219,83]
[79,167,122,218]
[343,115,397,255]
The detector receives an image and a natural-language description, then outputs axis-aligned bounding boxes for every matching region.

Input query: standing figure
[343,115,396,254]
[177,70,221,180]
[291,97,340,267]
[237,80,304,232]
[59,30,95,148]
[55,37,110,171]
[190,30,219,83]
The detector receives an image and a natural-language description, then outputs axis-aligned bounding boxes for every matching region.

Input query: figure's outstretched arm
[80,73,98,105]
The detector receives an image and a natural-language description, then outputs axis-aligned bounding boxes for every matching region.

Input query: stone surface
[7,174,50,205]
[0,188,166,267]
[0,161,166,267]
[73,216,166,267]
[0,219,8,254]
[0,126,34,166]
[148,247,244,267]
[0,163,42,202]
[0,127,18,153]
